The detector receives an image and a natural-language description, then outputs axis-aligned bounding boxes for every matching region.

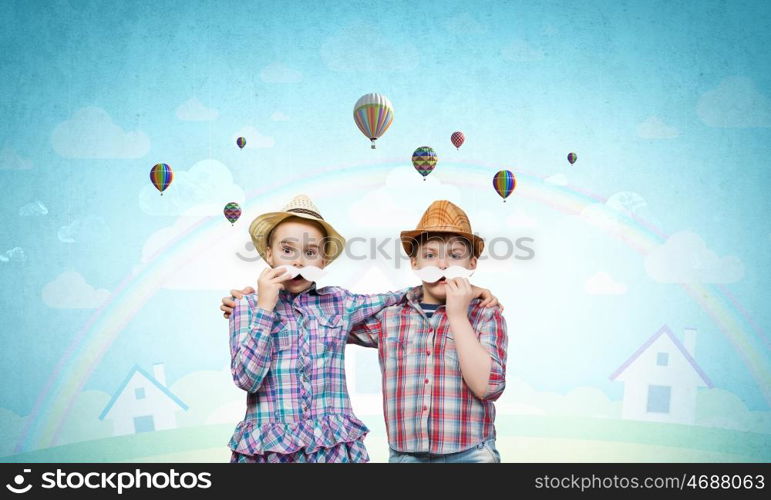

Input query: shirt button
[423,406,428,412]
[424,379,429,384]
[426,350,431,356]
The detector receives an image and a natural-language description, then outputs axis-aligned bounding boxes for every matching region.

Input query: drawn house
[610,326,713,424]
[99,363,188,436]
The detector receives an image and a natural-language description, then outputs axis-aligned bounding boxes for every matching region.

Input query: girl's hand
[445,278,476,318]
[256,267,293,311]
[220,287,255,319]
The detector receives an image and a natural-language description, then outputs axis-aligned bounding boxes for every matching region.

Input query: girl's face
[265,219,327,294]
[411,235,477,304]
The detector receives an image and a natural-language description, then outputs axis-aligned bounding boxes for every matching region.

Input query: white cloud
[645,231,744,284]
[0,247,26,264]
[545,173,568,186]
[0,147,32,170]
[58,216,111,244]
[347,166,461,230]
[51,107,150,159]
[175,97,219,121]
[695,388,771,433]
[259,63,303,83]
[697,76,771,128]
[232,127,274,149]
[139,158,245,216]
[581,192,662,233]
[585,271,628,295]
[42,271,110,309]
[496,378,621,418]
[270,111,290,121]
[506,210,538,228]
[55,390,113,446]
[637,115,680,139]
[139,211,263,291]
[443,13,487,34]
[321,21,419,72]
[19,200,48,216]
[501,39,545,62]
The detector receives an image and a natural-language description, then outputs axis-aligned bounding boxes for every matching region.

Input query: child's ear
[410,256,418,269]
[265,246,274,267]
[468,256,478,270]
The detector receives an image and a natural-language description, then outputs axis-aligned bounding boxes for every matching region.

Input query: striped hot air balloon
[412,146,438,181]
[236,137,246,149]
[492,170,516,202]
[451,131,465,150]
[567,152,577,165]
[223,202,242,226]
[353,93,394,149]
[150,163,173,196]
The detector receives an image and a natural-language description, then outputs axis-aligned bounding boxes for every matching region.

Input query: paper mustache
[274,265,327,282]
[413,265,474,283]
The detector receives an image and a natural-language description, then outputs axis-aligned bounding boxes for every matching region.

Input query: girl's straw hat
[248,194,346,263]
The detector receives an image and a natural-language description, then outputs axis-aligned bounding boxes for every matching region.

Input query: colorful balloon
[412,146,438,181]
[237,137,246,149]
[567,152,577,165]
[492,170,516,202]
[451,131,465,150]
[150,163,173,196]
[223,202,242,226]
[353,93,394,149]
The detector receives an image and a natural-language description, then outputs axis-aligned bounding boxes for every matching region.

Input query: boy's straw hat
[400,200,484,258]
[248,194,346,263]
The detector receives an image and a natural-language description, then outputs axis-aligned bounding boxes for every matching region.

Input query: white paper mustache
[275,265,326,282]
[413,265,474,283]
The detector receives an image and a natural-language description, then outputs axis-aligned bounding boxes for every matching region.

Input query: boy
[349,200,508,462]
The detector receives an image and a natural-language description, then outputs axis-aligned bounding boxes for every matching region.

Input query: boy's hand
[220,287,255,319]
[256,267,293,311]
[470,285,504,312]
[445,278,476,318]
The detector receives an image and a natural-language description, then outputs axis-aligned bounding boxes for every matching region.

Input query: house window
[656,352,669,366]
[134,415,155,433]
[646,385,671,413]
[135,388,146,400]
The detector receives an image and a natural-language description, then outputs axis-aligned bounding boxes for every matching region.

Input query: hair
[266,216,330,256]
[408,232,474,258]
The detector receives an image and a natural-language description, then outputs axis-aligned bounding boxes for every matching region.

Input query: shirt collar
[278,281,332,301]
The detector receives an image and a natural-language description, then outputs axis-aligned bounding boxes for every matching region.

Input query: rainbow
[15,160,770,452]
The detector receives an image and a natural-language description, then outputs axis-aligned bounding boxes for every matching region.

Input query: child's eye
[306,249,318,257]
[424,253,434,258]
[451,253,462,259]
[282,246,292,254]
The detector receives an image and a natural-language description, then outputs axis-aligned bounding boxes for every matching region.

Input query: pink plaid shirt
[228,284,408,458]
[348,286,508,455]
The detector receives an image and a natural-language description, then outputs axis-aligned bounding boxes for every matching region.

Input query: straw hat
[248,194,346,263]
[400,200,484,258]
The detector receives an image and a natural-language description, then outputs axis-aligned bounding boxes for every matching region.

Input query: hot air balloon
[492,170,516,202]
[237,137,246,149]
[150,163,173,196]
[567,152,577,165]
[412,146,438,181]
[223,202,242,226]
[451,131,465,150]
[353,93,394,149]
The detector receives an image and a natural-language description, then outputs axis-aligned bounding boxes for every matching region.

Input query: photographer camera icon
[6,469,32,494]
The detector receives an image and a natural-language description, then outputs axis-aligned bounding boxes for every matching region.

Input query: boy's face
[265,219,327,294]
[410,235,477,303]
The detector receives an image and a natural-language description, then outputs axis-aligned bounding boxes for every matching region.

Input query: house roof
[609,325,713,387]
[99,364,189,420]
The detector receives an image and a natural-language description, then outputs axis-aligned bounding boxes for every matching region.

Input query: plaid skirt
[230,439,369,463]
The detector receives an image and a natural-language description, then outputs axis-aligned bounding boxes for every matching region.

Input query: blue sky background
[1,0,770,442]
